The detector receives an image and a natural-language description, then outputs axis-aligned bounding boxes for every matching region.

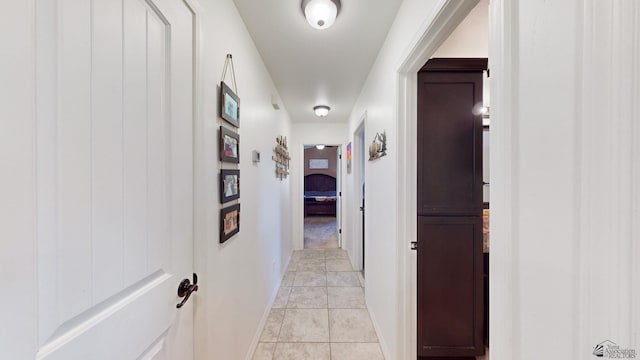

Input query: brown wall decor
[272,135,290,180]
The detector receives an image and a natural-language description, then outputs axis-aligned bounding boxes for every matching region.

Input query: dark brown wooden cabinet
[417,58,486,359]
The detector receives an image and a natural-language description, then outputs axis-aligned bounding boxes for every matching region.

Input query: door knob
[176,273,199,309]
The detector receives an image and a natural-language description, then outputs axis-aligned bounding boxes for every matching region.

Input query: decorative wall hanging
[220,169,240,204]
[346,142,352,173]
[220,126,240,163]
[309,159,329,169]
[272,135,290,180]
[220,204,240,243]
[220,54,240,127]
[368,131,387,161]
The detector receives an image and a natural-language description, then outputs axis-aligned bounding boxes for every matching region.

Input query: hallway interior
[6,0,639,358]
[252,249,382,360]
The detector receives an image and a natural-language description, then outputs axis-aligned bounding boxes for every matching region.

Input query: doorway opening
[303,144,341,249]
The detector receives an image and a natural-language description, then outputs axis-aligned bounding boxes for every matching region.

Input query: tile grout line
[272,267,295,359]
[326,260,331,359]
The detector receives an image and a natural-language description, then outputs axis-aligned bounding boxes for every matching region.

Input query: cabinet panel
[417,71,483,216]
[417,216,483,357]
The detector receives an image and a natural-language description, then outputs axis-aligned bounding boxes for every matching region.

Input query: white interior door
[9,0,197,359]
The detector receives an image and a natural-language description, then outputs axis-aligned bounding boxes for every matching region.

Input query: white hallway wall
[192,0,293,359]
[291,123,349,250]
[432,0,488,58]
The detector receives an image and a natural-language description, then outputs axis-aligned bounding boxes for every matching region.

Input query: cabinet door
[417,216,484,357]
[417,70,483,217]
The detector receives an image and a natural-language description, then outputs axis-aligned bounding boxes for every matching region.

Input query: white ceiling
[233,0,403,123]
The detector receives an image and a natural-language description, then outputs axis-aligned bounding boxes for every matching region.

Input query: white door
[4,0,196,359]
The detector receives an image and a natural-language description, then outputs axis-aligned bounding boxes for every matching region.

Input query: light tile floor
[253,249,384,360]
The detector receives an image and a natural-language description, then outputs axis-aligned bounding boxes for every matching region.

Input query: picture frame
[220,81,240,127]
[220,204,240,244]
[220,126,240,163]
[220,169,240,203]
[309,159,329,169]
[346,142,352,173]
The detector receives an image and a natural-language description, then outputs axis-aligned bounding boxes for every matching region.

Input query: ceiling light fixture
[302,0,341,30]
[316,145,325,150]
[314,105,330,117]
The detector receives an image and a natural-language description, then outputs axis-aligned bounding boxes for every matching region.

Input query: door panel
[417,217,483,357]
[34,0,195,358]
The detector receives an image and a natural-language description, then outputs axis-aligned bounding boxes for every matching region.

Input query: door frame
[352,115,366,272]
[300,144,343,249]
[392,0,498,359]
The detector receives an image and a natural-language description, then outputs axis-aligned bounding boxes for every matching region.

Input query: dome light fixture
[316,145,326,150]
[313,105,331,117]
[302,0,341,30]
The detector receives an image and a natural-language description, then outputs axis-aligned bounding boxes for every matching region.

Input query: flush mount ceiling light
[302,0,341,30]
[313,105,331,117]
[316,145,326,150]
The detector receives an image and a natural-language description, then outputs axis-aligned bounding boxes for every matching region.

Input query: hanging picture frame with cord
[220,81,240,127]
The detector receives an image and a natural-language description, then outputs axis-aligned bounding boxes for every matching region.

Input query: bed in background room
[304,174,337,217]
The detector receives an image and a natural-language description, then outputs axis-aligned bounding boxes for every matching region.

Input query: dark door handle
[359,206,364,212]
[176,273,199,309]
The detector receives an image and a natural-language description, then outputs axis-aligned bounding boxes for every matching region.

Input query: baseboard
[367,303,392,360]
[244,253,292,360]
[346,247,363,274]
[347,248,356,271]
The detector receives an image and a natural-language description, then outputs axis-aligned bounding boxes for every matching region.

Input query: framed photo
[220,204,240,243]
[346,142,352,173]
[220,81,240,127]
[309,159,329,169]
[220,126,240,163]
[220,169,240,203]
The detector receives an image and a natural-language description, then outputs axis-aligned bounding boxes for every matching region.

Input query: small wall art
[220,126,240,163]
[309,159,329,169]
[220,169,240,204]
[346,142,352,173]
[220,204,240,243]
[272,135,290,180]
[368,131,387,161]
[220,81,240,128]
